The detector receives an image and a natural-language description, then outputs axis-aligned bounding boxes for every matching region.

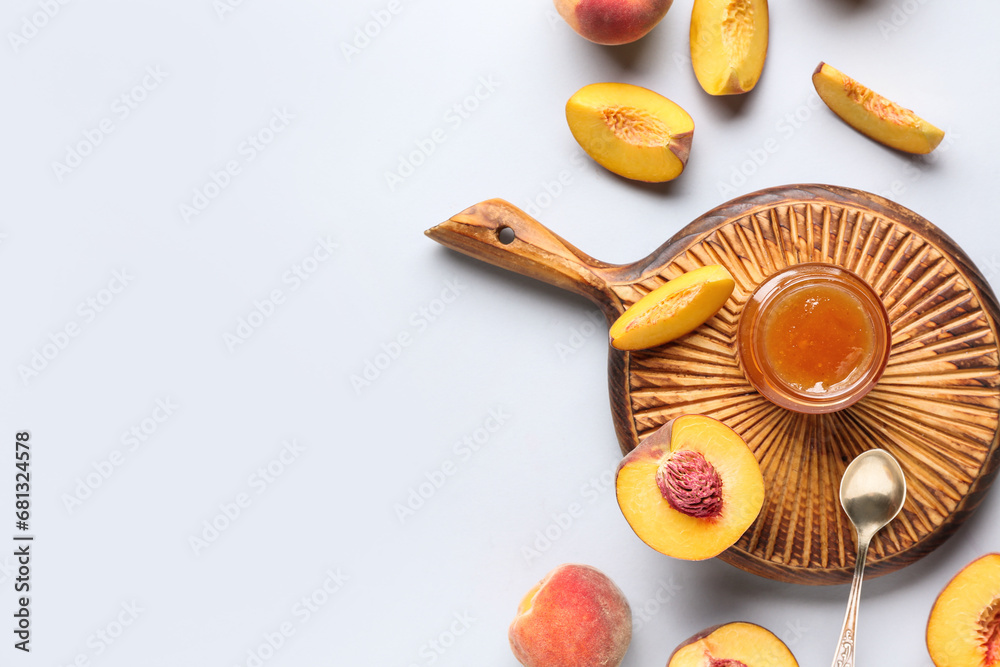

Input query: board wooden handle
[425,199,619,310]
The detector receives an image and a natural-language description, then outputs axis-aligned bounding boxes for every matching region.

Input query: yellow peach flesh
[566,82,694,183]
[721,0,754,64]
[602,106,673,146]
[813,62,944,154]
[615,415,764,560]
[691,0,769,95]
[609,264,734,350]
[928,553,1000,667]
[669,622,799,667]
[518,582,543,615]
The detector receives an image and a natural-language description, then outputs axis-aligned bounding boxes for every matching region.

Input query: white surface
[2,0,999,665]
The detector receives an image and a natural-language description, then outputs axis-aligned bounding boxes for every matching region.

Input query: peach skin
[509,563,631,667]
[554,0,674,45]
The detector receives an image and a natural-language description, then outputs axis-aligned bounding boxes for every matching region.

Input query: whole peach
[508,564,632,667]
[554,0,674,45]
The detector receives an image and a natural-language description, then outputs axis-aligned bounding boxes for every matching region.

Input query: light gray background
[3,0,999,665]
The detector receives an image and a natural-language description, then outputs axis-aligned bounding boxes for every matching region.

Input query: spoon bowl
[841,450,907,536]
[830,449,907,667]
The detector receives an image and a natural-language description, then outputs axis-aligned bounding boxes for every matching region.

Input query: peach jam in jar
[737,263,892,414]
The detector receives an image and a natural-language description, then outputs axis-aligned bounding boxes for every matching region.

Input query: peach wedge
[609,264,734,351]
[566,82,694,182]
[813,62,944,154]
[669,622,799,667]
[616,414,763,560]
[927,553,1000,667]
[690,0,769,95]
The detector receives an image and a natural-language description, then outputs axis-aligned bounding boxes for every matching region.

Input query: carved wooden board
[426,184,1000,585]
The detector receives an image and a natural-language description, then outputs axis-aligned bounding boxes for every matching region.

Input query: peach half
[690,0,769,95]
[509,563,632,667]
[927,553,1000,667]
[668,622,799,667]
[554,0,674,45]
[566,82,694,183]
[813,62,945,154]
[609,264,734,351]
[616,414,763,560]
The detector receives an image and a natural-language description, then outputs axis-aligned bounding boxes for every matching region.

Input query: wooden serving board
[426,184,1000,585]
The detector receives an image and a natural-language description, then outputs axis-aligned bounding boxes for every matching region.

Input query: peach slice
[609,264,734,351]
[508,563,632,667]
[927,553,1000,667]
[690,0,769,95]
[554,0,674,45]
[668,622,799,667]
[616,414,763,560]
[565,82,694,183]
[812,62,945,154]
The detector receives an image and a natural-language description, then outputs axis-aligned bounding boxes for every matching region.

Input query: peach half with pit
[668,622,799,667]
[554,0,674,45]
[609,264,735,351]
[616,414,763,560]
[927,553,1000,667]
[508,563,632,667]
[565,82,694,183]
[813,62,944,154]
[690,0,769,95]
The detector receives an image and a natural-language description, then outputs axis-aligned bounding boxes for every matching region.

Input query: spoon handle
[830,537,871,667]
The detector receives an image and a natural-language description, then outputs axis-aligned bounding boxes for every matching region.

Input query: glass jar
[737,263,892,414]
